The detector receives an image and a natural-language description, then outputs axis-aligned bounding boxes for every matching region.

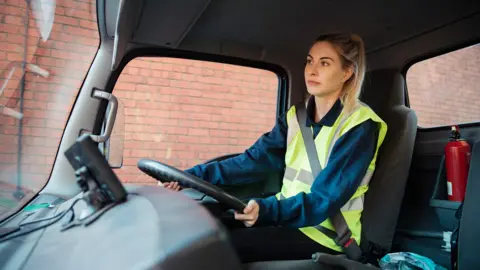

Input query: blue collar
[305,96,343,127]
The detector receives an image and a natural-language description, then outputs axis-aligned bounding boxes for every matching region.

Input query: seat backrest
[359,69,418,251]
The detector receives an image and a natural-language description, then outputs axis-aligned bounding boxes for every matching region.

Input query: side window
[406,44,480,128]
[0,1,99,216]
[112,58,279,184]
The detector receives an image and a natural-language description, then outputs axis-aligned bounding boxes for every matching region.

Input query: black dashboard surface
[0,185,242,270]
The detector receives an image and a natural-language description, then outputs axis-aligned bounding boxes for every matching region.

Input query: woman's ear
[342,66,354,82]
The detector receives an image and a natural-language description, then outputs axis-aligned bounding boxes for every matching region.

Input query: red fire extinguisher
[445,126,471,202]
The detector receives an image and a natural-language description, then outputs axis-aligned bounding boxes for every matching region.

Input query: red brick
[46,120,66,129]
[50,49,74,60]
[6,52,22,61]
[79,19,97,30]
[5,15,23,26]
[0,143,18,153]
[170,151,195,159]
[138,68,150,77]
[27,27,40,38]
[21,145,53,155]
[49,31,75,43]
[59,1,89,11]
[146,77,170,86]
[188,128,209,136]
[0,23,20,34]
[162,71,183,80]
[3,5,24,16]
[132,92,154,101]
[23,100,47,110]
[56,15,80,26]
[124,108,149,116]
[25,164,52,174]
[64,9,92,20]
[0,115,17,125]
[196,75,221,85]
[209,130,230,137]
[24,118,46,127]
[33,92,53,101]
[172,65,188,73]
[131,149,155,158]
[121,75,145,84]
[46,101,72,112]
[128,59,150,68]
[122,157,140,166]
[187,67,202,75]
[75,36,99,46]
[115,82,136,91]
[171,80,211,91]
[181,73,196,81]
[125,67,139,75]
[134,84,157,92]
[0,154,16,163]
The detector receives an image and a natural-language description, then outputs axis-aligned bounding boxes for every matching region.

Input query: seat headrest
[360,69,406,113]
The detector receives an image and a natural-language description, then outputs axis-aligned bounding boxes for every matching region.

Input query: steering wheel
[137,159,246,212]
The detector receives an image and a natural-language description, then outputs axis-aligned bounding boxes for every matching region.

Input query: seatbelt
[296,103,364,261]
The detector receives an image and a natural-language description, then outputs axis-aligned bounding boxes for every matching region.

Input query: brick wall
[0,0,99,198]
[112,58,278,185]
[406,44,480,127]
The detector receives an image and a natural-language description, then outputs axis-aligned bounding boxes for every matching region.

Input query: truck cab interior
[1,0,480,269]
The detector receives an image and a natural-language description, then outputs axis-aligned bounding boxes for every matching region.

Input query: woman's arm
[255,119,379,227]
[185,113,288,186]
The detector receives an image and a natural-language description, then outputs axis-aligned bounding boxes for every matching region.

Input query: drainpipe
[13,1,30,200]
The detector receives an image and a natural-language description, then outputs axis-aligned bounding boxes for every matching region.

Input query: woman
[165,33,387,263]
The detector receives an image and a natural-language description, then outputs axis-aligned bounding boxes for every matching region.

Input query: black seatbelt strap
[296,103,363,261]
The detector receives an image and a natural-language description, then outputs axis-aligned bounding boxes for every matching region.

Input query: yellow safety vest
[275,101,388,252]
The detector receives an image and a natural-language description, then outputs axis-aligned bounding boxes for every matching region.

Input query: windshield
[0,0,99,218]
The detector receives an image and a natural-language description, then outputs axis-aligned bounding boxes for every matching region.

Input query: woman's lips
[307,80,321,86]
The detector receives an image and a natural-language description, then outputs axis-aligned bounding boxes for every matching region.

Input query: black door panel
[394,124,480,269]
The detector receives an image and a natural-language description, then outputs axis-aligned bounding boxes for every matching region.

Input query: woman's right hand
[163,181,182,192]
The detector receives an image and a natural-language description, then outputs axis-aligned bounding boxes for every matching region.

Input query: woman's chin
[307,87,340,99]
[306,88,326,96]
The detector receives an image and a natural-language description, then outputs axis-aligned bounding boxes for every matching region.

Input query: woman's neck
[313,95,340,123]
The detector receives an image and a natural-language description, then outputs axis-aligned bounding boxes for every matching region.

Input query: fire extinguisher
[445,126,471,202]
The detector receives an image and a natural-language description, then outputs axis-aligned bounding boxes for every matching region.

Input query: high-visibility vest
[275,101,388,252]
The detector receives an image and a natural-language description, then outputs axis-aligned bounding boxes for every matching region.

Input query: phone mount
[74,166,112,219]
[63,134,127,229]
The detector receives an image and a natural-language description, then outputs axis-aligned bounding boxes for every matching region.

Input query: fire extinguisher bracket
[430,155,462,231]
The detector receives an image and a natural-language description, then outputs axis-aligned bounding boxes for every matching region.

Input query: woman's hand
[163,181,182,191]
[234,200,259,227]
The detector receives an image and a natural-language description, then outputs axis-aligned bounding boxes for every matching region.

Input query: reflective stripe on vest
[279,169,372,211]
[277,102,388,252]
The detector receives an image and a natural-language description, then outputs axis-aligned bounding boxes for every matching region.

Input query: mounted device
[63,134,127,227]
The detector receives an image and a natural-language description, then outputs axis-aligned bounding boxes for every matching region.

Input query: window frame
[402,39,480,131]
[92,47,290,157]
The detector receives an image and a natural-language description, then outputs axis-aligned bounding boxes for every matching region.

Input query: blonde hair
[311,33,366,114]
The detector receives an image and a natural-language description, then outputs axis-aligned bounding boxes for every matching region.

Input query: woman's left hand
[234,200,260,227]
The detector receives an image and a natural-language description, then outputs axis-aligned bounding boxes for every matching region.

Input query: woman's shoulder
[338,102,386,136]
[350,101,386,124]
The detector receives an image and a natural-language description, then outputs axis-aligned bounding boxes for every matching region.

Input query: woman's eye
[306,59,313,64]
[321,61,329,67]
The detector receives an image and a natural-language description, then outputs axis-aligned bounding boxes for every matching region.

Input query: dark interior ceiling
[121,0,480,56]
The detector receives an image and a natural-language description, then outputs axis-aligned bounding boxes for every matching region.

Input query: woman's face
[304,41,352,97]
